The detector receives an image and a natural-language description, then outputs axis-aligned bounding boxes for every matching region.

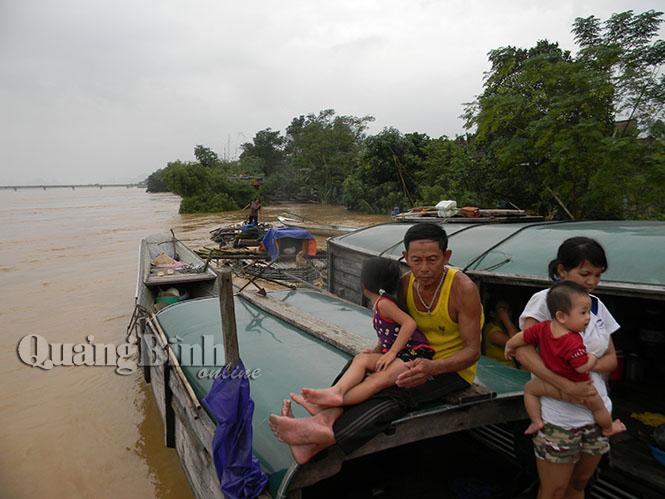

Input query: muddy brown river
[0,188,389,497]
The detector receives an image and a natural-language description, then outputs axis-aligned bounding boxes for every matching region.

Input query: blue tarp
[260,227,314,261]
[202,360,268,499]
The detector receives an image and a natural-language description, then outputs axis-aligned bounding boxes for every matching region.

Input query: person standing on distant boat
[243,197,261,225]
[269,222,483,464]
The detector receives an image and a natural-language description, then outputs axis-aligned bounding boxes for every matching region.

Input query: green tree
[282,109,374,204]
[161,161,209,198]
[158,146,256,213]
[342,128,429,213]
[145,168,169,193]
[464,40,616,218]
[194,145,220,168]
[240,128,285,176]
[415,136,491,208]
[572,10,665,135]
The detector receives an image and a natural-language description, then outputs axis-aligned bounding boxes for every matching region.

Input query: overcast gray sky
[1,0,662,185]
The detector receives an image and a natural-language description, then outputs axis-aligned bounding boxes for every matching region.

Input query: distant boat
[392,206,543,223]
[277,216,357,237]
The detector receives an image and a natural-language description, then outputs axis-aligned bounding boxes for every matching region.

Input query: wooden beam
[238,290,373,356]
[218,268,240,368]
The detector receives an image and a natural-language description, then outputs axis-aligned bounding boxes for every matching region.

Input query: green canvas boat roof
[155,289,529,498]
[331,220,665,287]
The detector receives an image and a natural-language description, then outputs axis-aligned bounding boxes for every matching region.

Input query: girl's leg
[301,353,382,410]
[565,454,602,499]
[585,395,626,436]
[341,360,407,406]
[535,458,576,499]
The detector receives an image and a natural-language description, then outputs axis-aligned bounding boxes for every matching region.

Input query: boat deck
[154,289,530,498]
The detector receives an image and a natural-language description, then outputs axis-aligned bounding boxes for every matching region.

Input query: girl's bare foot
[302,387,344,408]
[524,420,545,435]
[602,419,627,437]
[282,399,294,418]
[290,392,327,416]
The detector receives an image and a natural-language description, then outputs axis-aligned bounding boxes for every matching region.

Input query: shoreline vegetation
[147,10,665,221]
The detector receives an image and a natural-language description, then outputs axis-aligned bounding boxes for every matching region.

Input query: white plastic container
[436,200,457,217]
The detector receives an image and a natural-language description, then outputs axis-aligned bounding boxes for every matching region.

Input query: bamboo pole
[148,316,201,414]
[218,268,240,369]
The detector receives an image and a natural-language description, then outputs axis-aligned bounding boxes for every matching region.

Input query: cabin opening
[477,279,665,497]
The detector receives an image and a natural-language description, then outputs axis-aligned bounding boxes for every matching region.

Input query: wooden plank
[139,318,151,384]
[173,397,224,499]
[288,395,527,491]
[329,284,362,305]
[219,269,241,369]
[238,291,374,356]
[145,272,218,286]
[151,315,203,415]
[169,371,216,454]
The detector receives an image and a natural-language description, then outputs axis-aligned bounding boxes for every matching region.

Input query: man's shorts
[395,345,435,362]
[533,422,609,464]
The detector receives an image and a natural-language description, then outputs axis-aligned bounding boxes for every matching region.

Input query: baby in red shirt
[505,281,625,436]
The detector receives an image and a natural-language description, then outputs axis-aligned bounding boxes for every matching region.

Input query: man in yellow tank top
[269,223,484,464]
[398,222,483,387]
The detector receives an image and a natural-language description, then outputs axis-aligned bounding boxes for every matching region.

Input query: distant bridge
[0,183,146,191]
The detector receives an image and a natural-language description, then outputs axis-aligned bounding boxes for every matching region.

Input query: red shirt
[523,321,590,382]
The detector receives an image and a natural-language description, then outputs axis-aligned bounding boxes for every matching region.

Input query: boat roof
[155,289,528,498]
[329,220,665,289]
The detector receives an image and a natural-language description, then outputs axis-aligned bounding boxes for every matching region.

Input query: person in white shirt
[516,237,620,499]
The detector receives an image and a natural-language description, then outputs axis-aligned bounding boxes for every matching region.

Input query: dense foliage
[464,9,665,219]
[157,153,256,214]
[146,10,664,219]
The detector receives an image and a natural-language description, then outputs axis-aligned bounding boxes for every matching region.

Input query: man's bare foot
[525,420,545,435]
[602,419,627,437]
[290,392,327,416]
[302,387,344,408]
[289,442,328,465]
[268,414,334,445]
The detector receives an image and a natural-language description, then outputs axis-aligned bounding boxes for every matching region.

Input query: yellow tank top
[406,268,480,384]
[482,321,518,369]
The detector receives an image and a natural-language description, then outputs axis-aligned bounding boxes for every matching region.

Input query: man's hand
[375,351,396,372]
[396,358,436,388]
[496,308,511,325]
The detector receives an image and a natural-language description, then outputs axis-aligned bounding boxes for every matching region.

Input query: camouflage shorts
[532,422,609,464]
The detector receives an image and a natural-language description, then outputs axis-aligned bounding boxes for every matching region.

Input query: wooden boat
[130,233,534,499]
[392,206,544,223]
[210,222,272,246]
[139,233,218,292]
[277,216,357,237]
[327,220,665,496]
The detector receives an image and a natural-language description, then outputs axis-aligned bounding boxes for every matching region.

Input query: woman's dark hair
[547,237,608,281]
[403,223,448,252]
[546,281,589,317]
